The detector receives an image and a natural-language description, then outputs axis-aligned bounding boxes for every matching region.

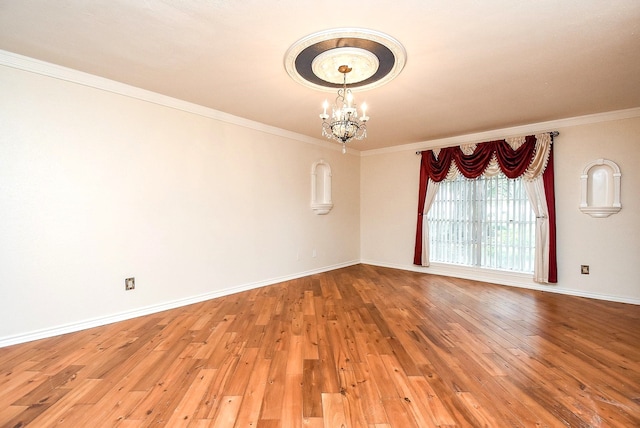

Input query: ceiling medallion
[284,28,406,151]
[284,28,407,92]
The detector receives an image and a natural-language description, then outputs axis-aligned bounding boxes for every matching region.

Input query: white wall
[1,54,637,348]
[554,118,639,301]
[361,114,640,304]
[0,64,360,344]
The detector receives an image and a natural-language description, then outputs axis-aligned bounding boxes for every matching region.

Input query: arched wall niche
[311,160,333,215]
[579,158,621,218]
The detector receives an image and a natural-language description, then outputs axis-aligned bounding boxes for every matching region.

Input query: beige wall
[361,115,640,303]
[1,55,638,346]
[554,118,639,300]
[0,65,360,343]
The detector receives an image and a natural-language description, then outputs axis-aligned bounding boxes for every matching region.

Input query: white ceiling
[1,0,639,151]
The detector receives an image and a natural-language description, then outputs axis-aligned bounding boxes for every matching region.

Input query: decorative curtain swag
[423,133,552,182]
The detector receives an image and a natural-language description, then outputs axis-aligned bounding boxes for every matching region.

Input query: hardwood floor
[1,264,639,427]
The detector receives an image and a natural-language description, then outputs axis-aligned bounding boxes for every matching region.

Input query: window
[427,173,536,273]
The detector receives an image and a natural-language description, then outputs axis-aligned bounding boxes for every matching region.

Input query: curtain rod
[415,131,560,155]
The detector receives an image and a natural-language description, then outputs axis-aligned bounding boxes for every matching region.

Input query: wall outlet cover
[125,277,135,290]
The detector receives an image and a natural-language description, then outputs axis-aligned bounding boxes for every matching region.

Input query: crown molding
[0,49,349,152]
[3,49,638,158]
[361,106,640,157]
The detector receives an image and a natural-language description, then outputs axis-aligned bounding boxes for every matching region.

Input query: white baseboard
[361,259,640,305]
[0,260,359,348]
[3,258,636,348]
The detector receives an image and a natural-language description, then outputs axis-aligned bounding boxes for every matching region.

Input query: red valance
[421,135,539,181]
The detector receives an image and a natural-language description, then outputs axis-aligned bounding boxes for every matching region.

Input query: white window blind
[427,173,536,273]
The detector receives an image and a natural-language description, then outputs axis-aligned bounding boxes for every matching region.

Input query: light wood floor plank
[0,264,638,427]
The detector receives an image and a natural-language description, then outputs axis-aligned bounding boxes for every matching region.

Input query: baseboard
[361,259,640,305]
[4,258,636,348]
[0,260,359,348]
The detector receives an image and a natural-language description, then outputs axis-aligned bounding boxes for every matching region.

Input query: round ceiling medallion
[284,28,406,92]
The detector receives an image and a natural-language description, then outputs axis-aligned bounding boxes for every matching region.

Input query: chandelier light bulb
[321,100,329,119]
[360,102,368,121]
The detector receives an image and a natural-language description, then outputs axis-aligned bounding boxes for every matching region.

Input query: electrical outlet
[125,277,135,290]
[581,265,589,275]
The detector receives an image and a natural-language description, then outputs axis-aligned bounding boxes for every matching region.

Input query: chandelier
[319,65,369,154]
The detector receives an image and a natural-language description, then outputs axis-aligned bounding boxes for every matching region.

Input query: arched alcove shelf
[580,158,621,218]
[311,160,333,215]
